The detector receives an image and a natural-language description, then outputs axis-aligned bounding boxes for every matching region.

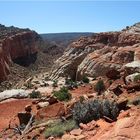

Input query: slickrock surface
[95,107,140,140]
[50,23,140,80]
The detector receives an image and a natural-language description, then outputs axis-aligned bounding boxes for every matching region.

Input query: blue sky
[0,1,139,33]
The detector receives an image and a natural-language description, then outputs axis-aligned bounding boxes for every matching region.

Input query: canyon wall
[50,23,140,80]
[0,25,41,82]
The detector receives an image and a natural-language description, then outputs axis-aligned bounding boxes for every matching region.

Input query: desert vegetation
[72,99,119,124]
[53,87,72,101]
[94,79,105,95]
[29,90,41,98]
[44,119,77,138]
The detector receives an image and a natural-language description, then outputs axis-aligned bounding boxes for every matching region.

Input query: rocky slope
[0,24,41,82]
[50,23,140,80]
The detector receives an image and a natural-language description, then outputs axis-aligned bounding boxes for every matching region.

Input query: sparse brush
[94,79,105,95]
[29,90,41,98]
[134,74,140,83]
[65,78,78,89]
[44,119,77,138]
[53,87,71,101]
[72,99,119,124]
[82,75,89,83]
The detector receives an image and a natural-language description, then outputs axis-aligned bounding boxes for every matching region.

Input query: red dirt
[0,99,36,131]
[70,84,94,98]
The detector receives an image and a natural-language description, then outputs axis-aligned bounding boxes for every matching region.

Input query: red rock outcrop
[0,25,41,82]
[96,107,140,140]
[50,23,140,80]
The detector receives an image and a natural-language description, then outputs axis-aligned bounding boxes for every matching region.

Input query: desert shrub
[134,74,140,83]
[65,77,73,85]
[79,96,85,103]
[94,79,105,94]
[44,119,77,138]
[52,80,58,87]
[102,99,119,120]
[65,78,78,89]
[72,99,119,124]
[29,90,41,98]
[53,87,71,101]
[109,80,113,85]
[82,75,89,83]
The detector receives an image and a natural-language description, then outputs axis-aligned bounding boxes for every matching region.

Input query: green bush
[94,79,105,94]
[53,87,71,101]
[134,74,140,83]
[109,80,113,85]
[82,75,89,83]
[72,99,119,124]
[44,119,77,138]
[29,90,41,98]
[79,96,85,103]
[65,78,78,89]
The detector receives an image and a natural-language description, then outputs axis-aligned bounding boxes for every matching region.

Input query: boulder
[37,101,49,109]
[25,105,32,112]
[125,72,140,83]
[36,102,65,120]
[18,112,32,126]
[70,128,82,136]
[117,98,129,111]
[124,83,140,91]
[106,69,120,79]
[0,89,28,101]
[109,84,123,96]
[97,107,140,140]
[47,96,58,105]
[125,61,140,72]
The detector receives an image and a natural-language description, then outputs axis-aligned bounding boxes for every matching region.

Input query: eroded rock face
[50,23,140,80]
[77,46,136,79]
[97,107,140,140]
[0,25,41,82]
[50,42,104,80]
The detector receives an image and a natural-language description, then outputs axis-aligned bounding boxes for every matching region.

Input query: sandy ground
[0,99,35,131]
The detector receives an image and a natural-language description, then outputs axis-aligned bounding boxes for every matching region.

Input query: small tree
[134,74,140,83]
[65,77,78,90]
[29,90,41,98]
[82,75,89,83]
[94,79,105,95]
[53,87,71,101]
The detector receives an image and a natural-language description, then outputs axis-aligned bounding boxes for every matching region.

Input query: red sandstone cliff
[0,25,41,82]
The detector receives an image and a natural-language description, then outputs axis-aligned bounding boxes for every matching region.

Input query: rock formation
[0,24,41,82]
[50,23,140,80]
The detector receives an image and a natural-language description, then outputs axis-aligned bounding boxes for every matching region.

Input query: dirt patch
[0,99,36,131]
[70,84,94,98]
